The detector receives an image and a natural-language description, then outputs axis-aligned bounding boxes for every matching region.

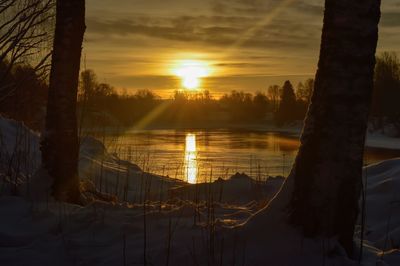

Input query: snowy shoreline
[1,116,400,265]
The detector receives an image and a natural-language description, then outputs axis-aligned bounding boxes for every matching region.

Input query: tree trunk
[41,0,85,203]
[289,0,381,256]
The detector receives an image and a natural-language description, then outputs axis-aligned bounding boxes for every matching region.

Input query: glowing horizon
[85,0,400,95]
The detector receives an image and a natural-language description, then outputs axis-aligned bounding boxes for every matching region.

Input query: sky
[85,0,400,98]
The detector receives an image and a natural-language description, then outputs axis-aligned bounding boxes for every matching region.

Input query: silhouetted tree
[0,63,48,130]
[253,91,270,120]
[173,90,189,102]
[289,0,381,255]
[79,69,97,101]
[96,83,115,97]
[296,78,314,106]
[135,89,159,101]
[0,0,54,129]
[296,79,314,119]
[267,84,280,112]
[41,0,85,203]
[275,80,296,125]
[220,90,254,121]
[78,70,116,107]
[371,52,400,133]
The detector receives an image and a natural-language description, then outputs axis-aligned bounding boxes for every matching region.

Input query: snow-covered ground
[366,133,400,150]
[356,159,400,265]
[271,121,400,150]
[0,116,400,265]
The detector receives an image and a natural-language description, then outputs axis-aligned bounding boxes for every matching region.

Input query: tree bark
[289,0,381,256]
[41,0,85,203]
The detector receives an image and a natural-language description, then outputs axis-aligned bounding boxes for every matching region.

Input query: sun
[172,60,211,90]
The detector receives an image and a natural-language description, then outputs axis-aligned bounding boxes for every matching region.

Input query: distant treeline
[0,52,399,133]
[76,69,313,128]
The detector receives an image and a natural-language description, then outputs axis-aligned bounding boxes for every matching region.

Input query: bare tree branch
[0,0,54,105]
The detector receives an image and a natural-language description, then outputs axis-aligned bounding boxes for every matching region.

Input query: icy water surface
[101,130,400,183]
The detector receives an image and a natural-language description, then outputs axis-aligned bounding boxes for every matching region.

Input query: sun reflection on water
[184,133,198,184]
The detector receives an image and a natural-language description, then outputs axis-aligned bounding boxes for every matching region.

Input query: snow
[0,117,41,177]
[0,116,400,265]
[366,133,400,150]
[271,121,400,150]
[356,159,400,265]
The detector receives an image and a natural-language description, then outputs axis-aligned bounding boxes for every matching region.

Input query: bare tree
[41,0,85,203]
[289,0,381,256]
[296,78,314,106]
[371,52,400,132]
[0,0,54,89]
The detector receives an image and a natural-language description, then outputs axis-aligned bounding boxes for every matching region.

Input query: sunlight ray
[131,100,172,130]
[226,0,295,54]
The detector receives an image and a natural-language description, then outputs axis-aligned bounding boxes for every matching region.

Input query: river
[101,129,400,184]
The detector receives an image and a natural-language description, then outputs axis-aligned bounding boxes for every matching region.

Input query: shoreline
[83,121,400,151]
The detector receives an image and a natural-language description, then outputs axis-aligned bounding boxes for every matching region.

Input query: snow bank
[357,158,400,265]
[1,116,400,265]
[270,120,400,150]
[366,133,400,150]
[170,173,284,204]
[0,116,284,205]
[0,116,186,202]
[0,117,41,174]
[0,116,287,265]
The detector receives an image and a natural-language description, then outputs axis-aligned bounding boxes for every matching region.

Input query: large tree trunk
[41,0,85,203]
[289,0,381,256]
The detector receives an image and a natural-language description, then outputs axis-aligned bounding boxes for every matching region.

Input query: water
[102,129,400,184]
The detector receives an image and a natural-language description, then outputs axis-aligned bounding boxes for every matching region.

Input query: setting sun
[172,60,211,90]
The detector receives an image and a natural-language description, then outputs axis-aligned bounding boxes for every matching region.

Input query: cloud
[293,2,323,15]
[86,15,321,51]
[381,12,400,27]
[213,62,278,68]
[84,0,400,93]
[209,0,324,16]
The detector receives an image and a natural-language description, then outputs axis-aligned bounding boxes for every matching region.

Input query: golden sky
[85,0,400,97]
